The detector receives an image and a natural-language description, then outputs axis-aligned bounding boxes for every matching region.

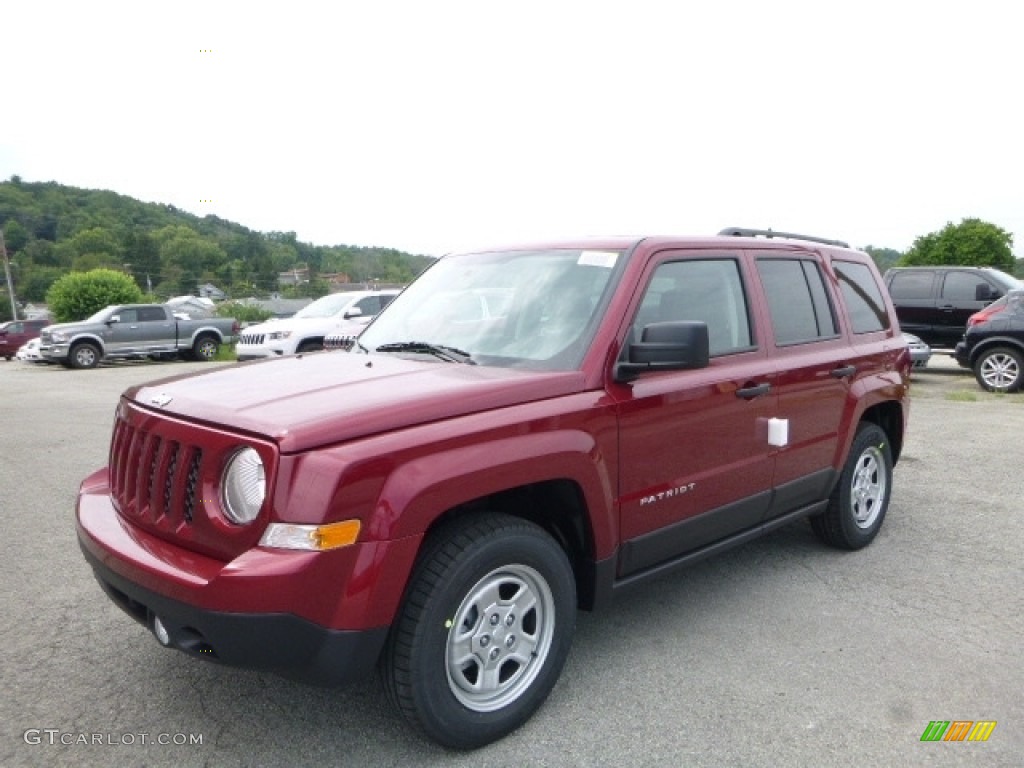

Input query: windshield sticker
[578,251,619,269]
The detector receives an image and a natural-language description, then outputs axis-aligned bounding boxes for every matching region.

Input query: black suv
[954,289,1024,392]
[883,267,1023,349]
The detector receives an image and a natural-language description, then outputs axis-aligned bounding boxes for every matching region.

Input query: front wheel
[69,342,101,369]
[973,346,1023,392]
[380,513,576,750]
[192,335,219,362]
[811,422,892,550]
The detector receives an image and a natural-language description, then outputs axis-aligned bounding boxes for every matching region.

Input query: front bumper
[954,341,970,368]
[76,470,416,684]
[39,343,70,361]
[80,542,387,684]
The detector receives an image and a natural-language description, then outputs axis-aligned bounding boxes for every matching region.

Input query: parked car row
[0,318,51,360]
[884,265,1024,392]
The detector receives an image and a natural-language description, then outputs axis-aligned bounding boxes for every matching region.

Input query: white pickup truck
[39,304,239,369]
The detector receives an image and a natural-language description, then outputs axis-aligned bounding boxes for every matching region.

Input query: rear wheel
[69,342,101,369]
[811,422,892,550]
[380,513,576,750]
[973,346,1023,392]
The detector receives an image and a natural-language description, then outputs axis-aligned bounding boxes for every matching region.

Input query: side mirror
[344,307,363,319]
[106,315,121,325]
[976,284,1000,301]
[615,321,710,382]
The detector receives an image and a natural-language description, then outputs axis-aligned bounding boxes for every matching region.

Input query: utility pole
[0,230,18,321]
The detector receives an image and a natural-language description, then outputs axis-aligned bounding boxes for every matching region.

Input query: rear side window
[137,307,167,322]
[756,259,838,345]
[888,271,934,299]
[834,261,890,334]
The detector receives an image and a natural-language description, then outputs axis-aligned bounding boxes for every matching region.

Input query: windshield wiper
[374,341,476,364]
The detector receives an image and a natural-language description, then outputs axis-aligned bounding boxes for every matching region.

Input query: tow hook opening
[152,615,171,646]
[149,613,218,658]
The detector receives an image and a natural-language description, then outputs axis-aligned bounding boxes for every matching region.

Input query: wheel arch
[68,334,106,353]
[413,478,603,610]
[968,336,1024,365]
[856,399,905,464]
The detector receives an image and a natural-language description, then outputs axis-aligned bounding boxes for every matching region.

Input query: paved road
[1,356,1020,767]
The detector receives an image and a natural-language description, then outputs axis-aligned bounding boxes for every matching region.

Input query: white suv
[236,290,399,360]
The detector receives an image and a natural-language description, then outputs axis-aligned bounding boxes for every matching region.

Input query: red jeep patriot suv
[76,229,910,749]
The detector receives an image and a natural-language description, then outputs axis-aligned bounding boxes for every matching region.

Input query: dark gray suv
[955,289,1024,392]
[883,267,1023,349]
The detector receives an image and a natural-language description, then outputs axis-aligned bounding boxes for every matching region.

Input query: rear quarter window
[834,261,890,334]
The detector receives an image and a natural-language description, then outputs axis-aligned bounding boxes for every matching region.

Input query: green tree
[45,268,144,322]
[901,219,1015,270]
[3,219,29,252]
[863,246,902,273]
[216,301,273,324]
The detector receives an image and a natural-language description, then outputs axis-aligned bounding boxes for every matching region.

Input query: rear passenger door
[753,254,850,519]
[615,252,777,576]
[886,270,936,339]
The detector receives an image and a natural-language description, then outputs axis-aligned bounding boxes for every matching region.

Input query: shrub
[45,269,144,322]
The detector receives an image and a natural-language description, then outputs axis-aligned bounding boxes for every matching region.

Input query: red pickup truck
[77,229,910,748]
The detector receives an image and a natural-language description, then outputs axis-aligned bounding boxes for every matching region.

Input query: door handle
[736,382,771,399]
[830,365,856,379]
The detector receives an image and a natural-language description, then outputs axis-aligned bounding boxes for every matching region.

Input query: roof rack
[718,227,849,249]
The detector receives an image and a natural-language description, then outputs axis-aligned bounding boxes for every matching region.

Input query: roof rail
[718,227,849,249]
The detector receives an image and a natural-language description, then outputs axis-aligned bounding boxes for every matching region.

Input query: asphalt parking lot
[1,354,1021,767]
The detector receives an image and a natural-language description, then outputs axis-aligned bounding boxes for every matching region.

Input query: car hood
[243,316,342,334]
[41,320,94,334]
[127,353,586,453]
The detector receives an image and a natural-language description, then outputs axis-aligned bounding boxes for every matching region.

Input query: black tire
[69,342,101,369]
[973,346,1024,393]
[380,513,576,750]
[296,339,323,354]
[811,422,892,550]
[192,335,219,362]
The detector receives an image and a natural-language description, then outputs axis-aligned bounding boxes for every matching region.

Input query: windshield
[85,307,118,323]
[357,248,624,370]
[988,269,1024,291]
[294,293,359,319]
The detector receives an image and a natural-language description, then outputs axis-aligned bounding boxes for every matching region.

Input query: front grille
[110,419,200,532]
[107,400,275,560]
[324,335,355,351]
[238,333,265,345]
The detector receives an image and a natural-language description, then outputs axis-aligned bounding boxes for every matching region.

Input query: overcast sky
[2,1,1021,258]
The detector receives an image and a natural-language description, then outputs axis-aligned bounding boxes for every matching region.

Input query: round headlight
[221,447,266,524]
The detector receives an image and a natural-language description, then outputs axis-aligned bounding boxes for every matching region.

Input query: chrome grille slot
[163,444,180,521]
[184,450,202,523]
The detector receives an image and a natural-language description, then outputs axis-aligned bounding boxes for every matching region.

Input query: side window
[116,309,138,323]
[632,258,752,356]
[834,261,890,333]
[355,297,381,315]
[137,307,166,322]
[941,272,987,301]
[888,271,934,299]
[8,322,23,333]
[756,259,838,345]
